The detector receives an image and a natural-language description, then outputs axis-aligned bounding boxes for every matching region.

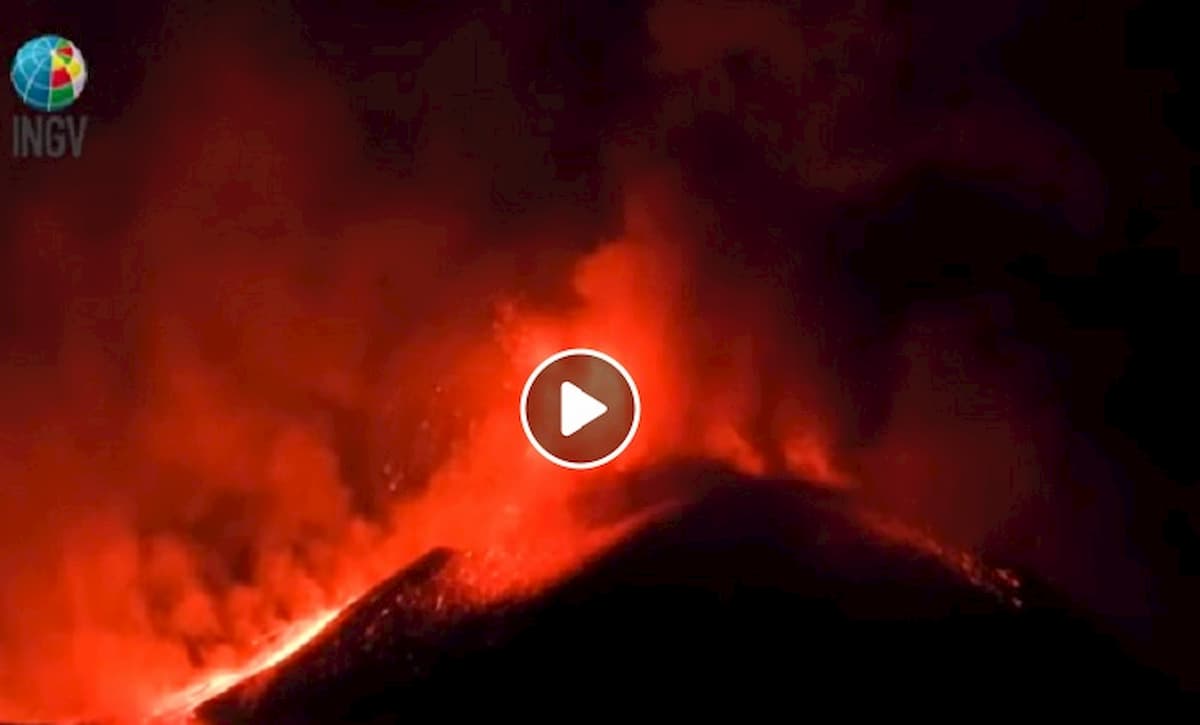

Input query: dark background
[2,0,1197,701]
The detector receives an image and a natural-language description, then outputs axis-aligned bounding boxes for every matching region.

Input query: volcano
[197,465,1184,722]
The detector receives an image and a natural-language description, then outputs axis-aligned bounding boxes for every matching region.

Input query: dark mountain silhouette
[199,465,1187,723]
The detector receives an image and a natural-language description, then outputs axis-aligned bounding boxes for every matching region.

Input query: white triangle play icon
[560,381,608,437]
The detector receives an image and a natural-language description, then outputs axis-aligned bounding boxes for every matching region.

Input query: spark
[860,512,1023,608]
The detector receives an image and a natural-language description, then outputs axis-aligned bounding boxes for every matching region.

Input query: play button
[520,348,641,469]
[560,381,608,437]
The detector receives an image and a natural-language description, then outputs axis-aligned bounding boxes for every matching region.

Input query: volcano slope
[199,465,1185,722]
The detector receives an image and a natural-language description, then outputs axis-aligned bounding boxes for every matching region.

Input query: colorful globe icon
[10,35,87,112]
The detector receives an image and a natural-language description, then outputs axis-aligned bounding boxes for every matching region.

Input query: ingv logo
[10,34,90,159]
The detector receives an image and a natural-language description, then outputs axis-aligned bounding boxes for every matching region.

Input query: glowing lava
[148,605,347,722]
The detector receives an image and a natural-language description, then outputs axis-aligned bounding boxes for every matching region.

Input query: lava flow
[147,605,346,721]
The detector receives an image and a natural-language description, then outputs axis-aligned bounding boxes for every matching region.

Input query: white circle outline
[519,347,642,470]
